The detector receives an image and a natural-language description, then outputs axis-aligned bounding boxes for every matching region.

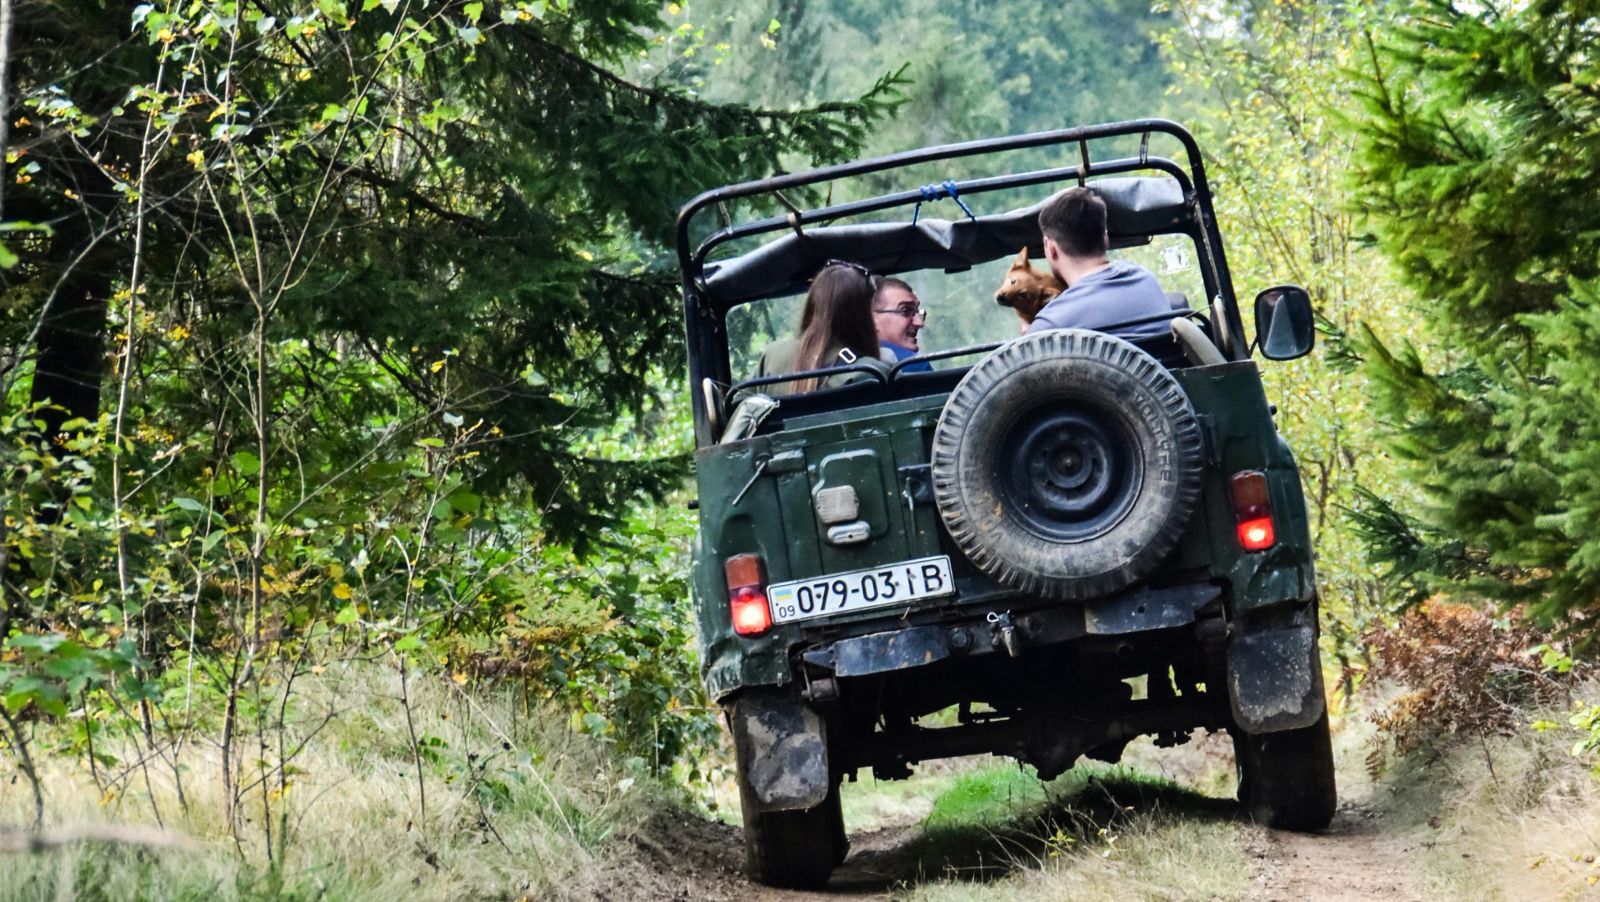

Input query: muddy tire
[1235,710,1337,831]
[930,329,1204,600]
[737,777,844,889]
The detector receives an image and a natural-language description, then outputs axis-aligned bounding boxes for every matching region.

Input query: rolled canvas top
[700,176,1188,309]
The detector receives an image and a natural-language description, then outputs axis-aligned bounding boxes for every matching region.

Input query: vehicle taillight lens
[1229,470,1276,552]
[725,553,772,637]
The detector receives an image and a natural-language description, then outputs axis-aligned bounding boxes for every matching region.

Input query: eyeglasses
[821,259,876,282]
[873,304,928,319]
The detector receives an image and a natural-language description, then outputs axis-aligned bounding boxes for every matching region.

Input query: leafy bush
[1572,702,1600,775]
[1364,601,1567,773]
[444,504,718,778]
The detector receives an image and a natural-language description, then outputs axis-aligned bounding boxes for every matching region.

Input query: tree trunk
[28,215,111,438]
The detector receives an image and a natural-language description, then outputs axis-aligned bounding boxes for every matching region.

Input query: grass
[13,664,1591,901]
[0,662,646,901]
[845,758,1250,900]
[1364,676,1600,901]
[837,757,1003,831]
[923,763,1053,829]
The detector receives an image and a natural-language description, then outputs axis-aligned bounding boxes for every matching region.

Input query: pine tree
[1349,0,1600,641]
[2,0,902,542]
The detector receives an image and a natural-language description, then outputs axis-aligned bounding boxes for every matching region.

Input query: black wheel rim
[999,400,1143,542]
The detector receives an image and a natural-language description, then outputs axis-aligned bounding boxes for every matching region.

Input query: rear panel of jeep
[692,358,1314,711]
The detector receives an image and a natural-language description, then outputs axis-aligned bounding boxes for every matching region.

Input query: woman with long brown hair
[755,261,887,395]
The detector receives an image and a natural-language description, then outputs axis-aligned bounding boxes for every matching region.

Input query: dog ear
[1014,247,1029,267]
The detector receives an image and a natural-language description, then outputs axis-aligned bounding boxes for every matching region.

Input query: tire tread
[931,329,1205,600]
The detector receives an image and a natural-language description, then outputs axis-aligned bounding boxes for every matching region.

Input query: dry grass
[0,662,644,901]
[9,661,1592,902]
[1002,816,1247,902]
[1370,676,1600,901]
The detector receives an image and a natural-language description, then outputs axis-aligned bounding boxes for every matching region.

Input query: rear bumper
[719,579,1325,784]
[796,582,1222,683]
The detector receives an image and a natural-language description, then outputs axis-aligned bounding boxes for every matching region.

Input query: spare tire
[931,329,1204,600]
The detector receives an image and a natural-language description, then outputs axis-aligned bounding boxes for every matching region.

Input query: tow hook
[987,610,1021,658]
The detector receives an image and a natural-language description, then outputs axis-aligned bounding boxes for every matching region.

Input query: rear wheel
[737,775,845,888]
[1235,711,1337,831]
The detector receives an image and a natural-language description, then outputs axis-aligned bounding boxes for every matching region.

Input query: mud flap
[728,693,829,812]
[1227,623,1325,733]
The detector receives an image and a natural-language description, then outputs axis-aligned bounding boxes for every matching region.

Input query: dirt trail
[1244,804,1427,902]
[577,775,1431,901]
[573,810,917,901]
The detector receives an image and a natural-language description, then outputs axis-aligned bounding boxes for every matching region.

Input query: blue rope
[911,181,978,225]
[941,180,978,221]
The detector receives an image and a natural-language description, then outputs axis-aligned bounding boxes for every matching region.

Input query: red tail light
[1236,516,1276,551]
[1229,471,1277,552]
[725,553,772,637]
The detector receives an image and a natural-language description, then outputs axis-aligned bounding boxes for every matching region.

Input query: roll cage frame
[675,119,1245,449]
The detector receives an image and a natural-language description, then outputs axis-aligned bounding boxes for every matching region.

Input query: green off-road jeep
[676,120,1335,888]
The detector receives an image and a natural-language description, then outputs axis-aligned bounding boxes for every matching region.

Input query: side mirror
[1254,286,1315,360]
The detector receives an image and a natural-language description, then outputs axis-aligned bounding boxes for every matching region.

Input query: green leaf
[334,605,359,625]
[463,2,482,22]
[230,450,260,476]
[9,634,66,654]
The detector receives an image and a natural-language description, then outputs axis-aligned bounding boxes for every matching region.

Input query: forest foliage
[1348,0,1600,645]
[0,0,900,863]
[1154,0,1420,688]
[3,0,1600,885]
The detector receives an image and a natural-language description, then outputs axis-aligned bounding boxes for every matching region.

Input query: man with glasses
[872,277,933,374]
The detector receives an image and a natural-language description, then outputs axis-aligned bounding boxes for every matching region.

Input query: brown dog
[993,247,1064,328]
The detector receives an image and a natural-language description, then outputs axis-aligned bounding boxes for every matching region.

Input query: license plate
[767,555,955,625]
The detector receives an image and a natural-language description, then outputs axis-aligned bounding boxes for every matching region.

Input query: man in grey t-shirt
[1026,186,1171,341]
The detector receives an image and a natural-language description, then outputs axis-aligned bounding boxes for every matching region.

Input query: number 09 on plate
[766,555,955,625]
